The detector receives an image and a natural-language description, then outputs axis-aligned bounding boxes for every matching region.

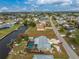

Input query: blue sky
[0,0,79,12]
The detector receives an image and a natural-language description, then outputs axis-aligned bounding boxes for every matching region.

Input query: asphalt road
[0,26,27,59]
[49,16,79,59]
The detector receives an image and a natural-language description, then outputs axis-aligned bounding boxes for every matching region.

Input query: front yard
[53,45,68,59]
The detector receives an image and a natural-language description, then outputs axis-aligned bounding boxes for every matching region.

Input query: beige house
[36,20,52,31]
[36,23,45,31]
[36,20,47,31]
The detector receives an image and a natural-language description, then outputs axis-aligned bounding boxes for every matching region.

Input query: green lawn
[72,29,79,44]
[53,45,68,59]
[25,27,56,38]
[0,24,21,39]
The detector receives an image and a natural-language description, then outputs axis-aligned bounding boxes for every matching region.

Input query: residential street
[49,16,79,59]
[0,26,27,59]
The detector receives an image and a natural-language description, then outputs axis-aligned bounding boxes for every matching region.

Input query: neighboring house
[33,55,54,59]
[33,18,38,22]
[63,24,75,32]
[27,18,30,21]
[8,16,16,19]
[67,16,76,21]
[76,17,79,23]
[56,19,66,25]
[0,23,12,29]
[36,16,50,31]
[36,22,45,31]
[0,20,3,24]
[0,18,4,24]
[39,21,47,25]
[70,16,76,20]
[36,21,47,31]
[14,18,20,24]
[36,20,51,31]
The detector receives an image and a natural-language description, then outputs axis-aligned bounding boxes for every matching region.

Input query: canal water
[0,26,27,59]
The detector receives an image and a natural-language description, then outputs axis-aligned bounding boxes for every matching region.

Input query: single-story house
[0,23,12,29]
[34,36,51,51]
[0,18,4,24]
[36,23,45,31]
[56,20,66,25]
[36,19,49,31]
[27,36,52,54]
[63,24,75,32]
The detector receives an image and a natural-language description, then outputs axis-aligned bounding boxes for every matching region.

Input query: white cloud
[24,1,31,4]
[31,4,39,8]
[37,0,72,5]
[0,7,8,10]
[61,1,72,6]
[24,0,34,4]
[76,0,79,4]
[22,7,27,10]
[43,9,49,11]
[76,0,79,3]
[0,7,9,12]
[70,7,79,11]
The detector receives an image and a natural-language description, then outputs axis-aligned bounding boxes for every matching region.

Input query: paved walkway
[49,16,79,59]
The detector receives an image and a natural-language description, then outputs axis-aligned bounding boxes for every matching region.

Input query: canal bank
[0,26,28,59]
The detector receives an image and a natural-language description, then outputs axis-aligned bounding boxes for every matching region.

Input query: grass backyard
[7,41,33,59]
[7,40,68,59]
[25,27,56,39]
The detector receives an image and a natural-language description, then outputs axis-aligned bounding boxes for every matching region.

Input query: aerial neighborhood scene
[0,0,79,59]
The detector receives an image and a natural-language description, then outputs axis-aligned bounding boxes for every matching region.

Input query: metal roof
[33,55,54,59]
[34,36,51,50]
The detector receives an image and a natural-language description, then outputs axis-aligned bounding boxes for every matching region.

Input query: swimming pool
[27,41,34,49]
